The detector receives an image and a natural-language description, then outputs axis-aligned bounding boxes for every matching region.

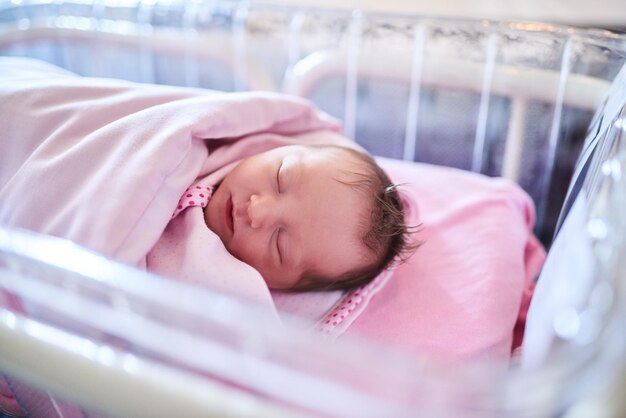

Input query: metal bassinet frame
[1,1,626,417]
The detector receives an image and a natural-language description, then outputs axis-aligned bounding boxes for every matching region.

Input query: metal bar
[403,23,426,162]
[285,11,305,84]
[136,0,155,84]
[536,36,573,233]
[502,98,528,181]
[471,31,498,173]
[232,2,248,92]
[182,0,200,88]
[344,10,362,141]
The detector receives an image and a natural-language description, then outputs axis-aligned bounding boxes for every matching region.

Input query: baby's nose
[247,194,278,229]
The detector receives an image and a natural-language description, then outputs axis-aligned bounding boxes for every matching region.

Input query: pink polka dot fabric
[171,184,213,219]
[316,270,393,337]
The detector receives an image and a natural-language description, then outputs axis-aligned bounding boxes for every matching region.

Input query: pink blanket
[322,159,544,359]
[0,58,543,360]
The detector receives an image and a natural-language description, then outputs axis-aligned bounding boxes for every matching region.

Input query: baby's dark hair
[295,146,419,292]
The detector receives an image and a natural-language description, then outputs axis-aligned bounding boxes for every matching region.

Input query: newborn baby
[201,144,414,292]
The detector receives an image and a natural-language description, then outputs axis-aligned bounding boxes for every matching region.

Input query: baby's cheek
[228,238,259,266]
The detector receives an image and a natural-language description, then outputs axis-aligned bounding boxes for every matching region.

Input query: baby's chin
[204,200,223,240]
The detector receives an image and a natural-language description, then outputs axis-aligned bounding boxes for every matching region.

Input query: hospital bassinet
[0,1,625,417]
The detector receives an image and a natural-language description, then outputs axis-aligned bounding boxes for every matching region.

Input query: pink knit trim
[171,185,213,219]
[316,270,391,336]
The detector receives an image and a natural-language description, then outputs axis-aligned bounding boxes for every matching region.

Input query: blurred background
[261,0,626,31]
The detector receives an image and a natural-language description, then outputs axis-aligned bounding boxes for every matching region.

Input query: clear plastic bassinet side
[511,69,626,417]
[0,227,437,418]
[1,1,626,418]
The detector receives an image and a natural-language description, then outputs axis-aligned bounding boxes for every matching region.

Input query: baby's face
[204,145,372,290]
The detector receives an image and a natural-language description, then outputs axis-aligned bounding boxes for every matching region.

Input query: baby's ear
[397,187,419,223]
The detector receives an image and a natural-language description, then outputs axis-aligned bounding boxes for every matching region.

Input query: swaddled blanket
[0,58,543,360]
[0,57,354,313]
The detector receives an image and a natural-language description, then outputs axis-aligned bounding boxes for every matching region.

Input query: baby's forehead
[305,144,359,158]
[279,146,374,207]
[300,146,367,171]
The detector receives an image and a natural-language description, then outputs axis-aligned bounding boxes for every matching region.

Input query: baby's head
[204,144,414,292]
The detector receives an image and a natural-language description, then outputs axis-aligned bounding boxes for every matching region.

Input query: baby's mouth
[225,195,234,235]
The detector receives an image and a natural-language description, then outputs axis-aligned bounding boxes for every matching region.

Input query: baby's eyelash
[276,162,283,193]
[276,229,283,263]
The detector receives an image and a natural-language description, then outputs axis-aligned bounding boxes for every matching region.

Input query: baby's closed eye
[277,155,299,194]
[275,161,282,193]
[275,228,285,264]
